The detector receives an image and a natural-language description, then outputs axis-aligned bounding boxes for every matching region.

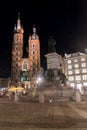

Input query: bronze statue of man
[48,36,56,53]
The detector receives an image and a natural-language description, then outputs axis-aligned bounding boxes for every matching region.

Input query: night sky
[0,0,87,77]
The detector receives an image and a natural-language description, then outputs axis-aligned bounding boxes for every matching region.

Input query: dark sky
[0,0,87,77]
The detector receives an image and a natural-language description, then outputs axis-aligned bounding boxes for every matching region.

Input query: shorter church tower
[28,25,41,78]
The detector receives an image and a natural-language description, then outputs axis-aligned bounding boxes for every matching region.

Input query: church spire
[14,12,24,34]
[30,25,39,40]
[33,24,36,33]
[17,12,21,29]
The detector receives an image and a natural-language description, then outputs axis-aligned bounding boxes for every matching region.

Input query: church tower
[11,13,24,85]
[28,25,41,78]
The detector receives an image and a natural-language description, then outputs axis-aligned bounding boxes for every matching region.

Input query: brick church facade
[11,14,41,88]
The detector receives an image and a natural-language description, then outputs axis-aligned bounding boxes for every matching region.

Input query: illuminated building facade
[64,50,87,91]
[11,14,41,88]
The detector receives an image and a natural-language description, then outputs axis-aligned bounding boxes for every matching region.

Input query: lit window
[82,69,87,73]
[76,84,82,91]
[68,71,73,75]
[70,83,75,87]
[75,69,80,74]
[68,65,72,69]
[74,59,78,62]
[81,63,86,67]
[67,60,71,64]
[75,76,81,81]
[74,64,79,68]
[83,82,87,86]
[82,75,87,80]
[68,76,74,81]
[81,57,85,61]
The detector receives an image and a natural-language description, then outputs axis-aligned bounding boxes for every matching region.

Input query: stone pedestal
[39,92,45,103]
[76,90,81,102]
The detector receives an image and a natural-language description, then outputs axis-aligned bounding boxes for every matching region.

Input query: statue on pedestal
[48,36,56,53]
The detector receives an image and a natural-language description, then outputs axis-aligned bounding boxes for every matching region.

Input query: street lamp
[36,76,43,88]
[38,77,42,82]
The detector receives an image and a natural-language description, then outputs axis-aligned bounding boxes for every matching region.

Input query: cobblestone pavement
[0,99,87,130]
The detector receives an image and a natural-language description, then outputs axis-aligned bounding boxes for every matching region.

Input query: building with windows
[64,50,87,91]
[11,14,41,88]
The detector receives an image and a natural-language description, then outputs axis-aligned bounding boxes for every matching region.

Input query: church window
[23,61,27,70]
[33,51,35,54]
[33,44,35,48]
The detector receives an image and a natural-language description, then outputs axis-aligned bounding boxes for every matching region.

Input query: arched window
[23,61,27,70]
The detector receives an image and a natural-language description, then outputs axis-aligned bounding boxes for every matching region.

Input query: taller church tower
[11,14,24,85]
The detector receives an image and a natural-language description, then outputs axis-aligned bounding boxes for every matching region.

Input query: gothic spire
[17,12,21,29]
[31,25,39,39]
[33,24,36,33]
